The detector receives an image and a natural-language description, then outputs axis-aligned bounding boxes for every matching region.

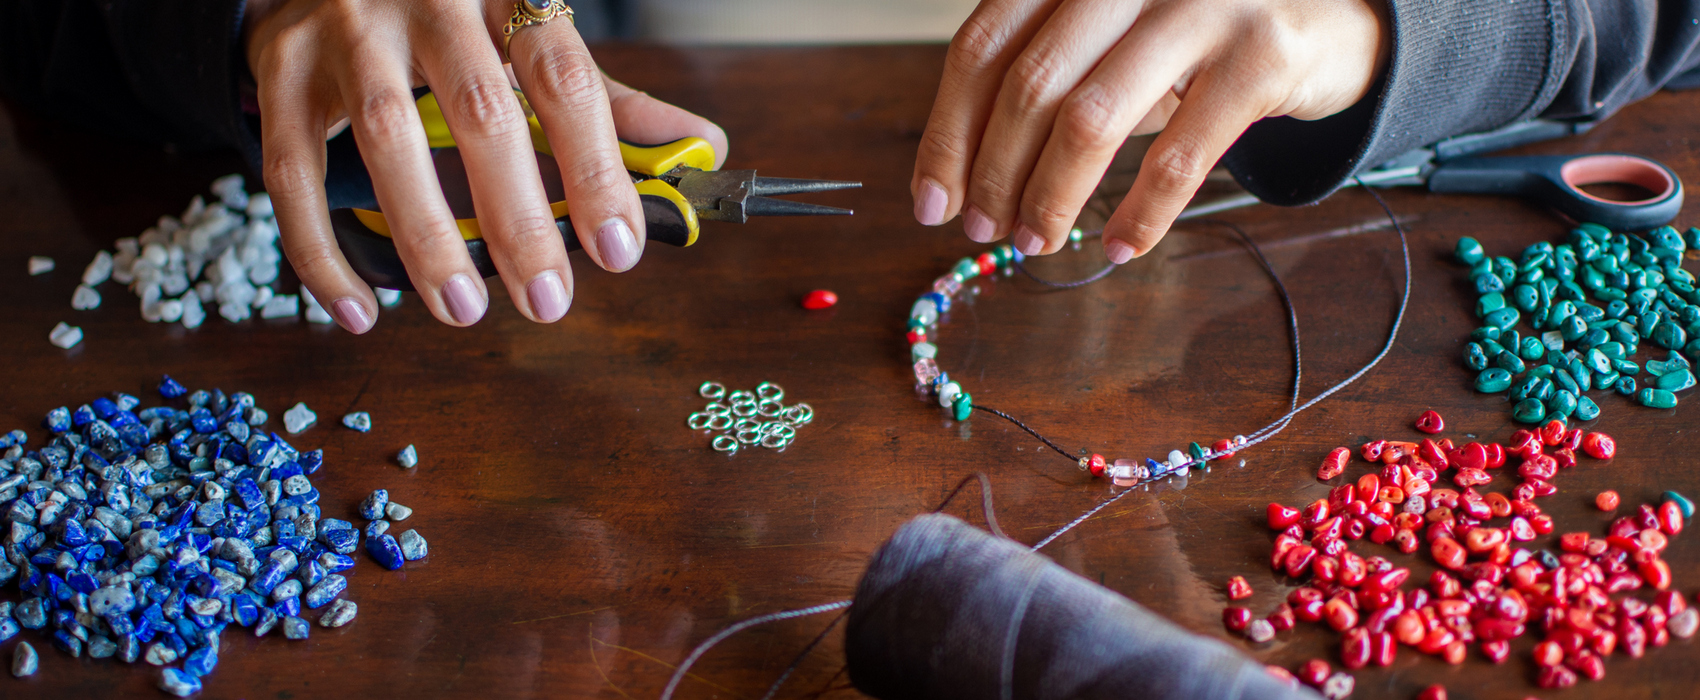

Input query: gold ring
[502,0,574,56]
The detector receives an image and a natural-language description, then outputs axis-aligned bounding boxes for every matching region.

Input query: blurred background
[576,0,979,43]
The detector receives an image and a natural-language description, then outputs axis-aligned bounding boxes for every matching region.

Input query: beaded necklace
[907,186,1411,502]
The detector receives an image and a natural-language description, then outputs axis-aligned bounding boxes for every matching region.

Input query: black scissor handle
[1426,153,1683,230]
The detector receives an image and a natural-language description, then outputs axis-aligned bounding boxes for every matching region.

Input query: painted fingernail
[441,274,486,325]
[527,271,569,322]
[1104,239,1137,264]
[597,218,641,272]
[1014,225,1045,256]
[330,298,373,334]
[964,207,996,243]
[915,181,949,226]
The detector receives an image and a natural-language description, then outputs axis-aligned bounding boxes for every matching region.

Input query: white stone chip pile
[52,173,407,347]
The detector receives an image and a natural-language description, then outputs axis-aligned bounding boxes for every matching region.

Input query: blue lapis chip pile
[0,376,414,696]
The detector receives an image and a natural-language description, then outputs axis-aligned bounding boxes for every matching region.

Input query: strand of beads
[904,236,1247,488]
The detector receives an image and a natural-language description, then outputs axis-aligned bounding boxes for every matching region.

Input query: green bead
[1188,442,1206,461]
[1612,322,1640,346]
[952,392,973,420]
[1652,226,1686,252]
[1496,351,1526,374]
[1555,369,1579,394]
[1476,368,1515,393]
[1574,395,1601,421]
[1471,326,1503,342]
[1598,288,1628,301]
[1638,388,1679,409]
[1477,293,1507,318]
[1599,342,1627,360]
[1519,337,1546,361]
[1688,227,1700,249]
[1654,321,1688,350]
[1587,348,1613,375]
[954,258,980,279]
[1512,284,1540,312]
[1484,308,1521,330]
[1474,273,1506,294]
[1481,339,1507,357]
[1455,237,1486,265]
[1560,315,1588,342]
[1664,491,1696,519]
[1613,359,1640,376]
[1656,369,1696,392]
[1464,343,1490,371]
[1580,328,1611,349]
[1548,390,1578,419]
[1518,268,1545,285]
[1617,376,1639,395]
[1606,300,1629,318]
[1589,370,1611,391]
[907,318,927,331]
[1529,364,1557,380]
[1494,257,1518,285]
[1578,223,1613,240]
[1512,398,1548,424]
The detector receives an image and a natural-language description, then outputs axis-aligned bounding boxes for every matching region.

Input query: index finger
[911,0,1062,231]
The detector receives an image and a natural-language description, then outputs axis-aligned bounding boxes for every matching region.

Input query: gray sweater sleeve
[1223,0,1700,207]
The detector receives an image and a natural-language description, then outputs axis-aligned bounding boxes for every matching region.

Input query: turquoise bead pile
[1456,224,1700,423]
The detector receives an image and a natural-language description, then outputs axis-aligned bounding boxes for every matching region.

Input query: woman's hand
[911,0,1388,262]
[245,0,727,333]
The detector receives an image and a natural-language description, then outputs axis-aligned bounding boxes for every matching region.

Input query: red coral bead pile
[1230,412,1697,696]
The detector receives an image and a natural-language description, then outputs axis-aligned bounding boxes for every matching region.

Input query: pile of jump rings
[686,382,814,454]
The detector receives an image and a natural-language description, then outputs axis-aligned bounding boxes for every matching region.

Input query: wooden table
[3,44,1698,700]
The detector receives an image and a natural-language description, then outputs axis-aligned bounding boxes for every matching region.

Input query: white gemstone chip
[71,285,101,310]
[396,444,418,468]
[82,250,113,286]
[374,287,403,307]
[385,502,413,521]
[302,288,334,324]
[283,402,317,434]
[342,412,372,432]
[260,294,300,320]
[27,256,54,275]
[49,322,83,349]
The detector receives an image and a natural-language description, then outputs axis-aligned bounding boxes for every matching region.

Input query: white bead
[158,300,184,324]
[302,288,334,324]
[396,445,418,469]
[1168,450,1188,467]
[250,285,273,310]
[910,298,938,325]
[374,287,403,307]
[82,251,113,286]
[180,295,206,329]
[283,403,317,434]
[938,382,961,407]
[48,322,83,349]
[911,342,937,360]
[71,285,101,311]
[28,256,54,275]
[217,301,250,323]
[245,192,273,219]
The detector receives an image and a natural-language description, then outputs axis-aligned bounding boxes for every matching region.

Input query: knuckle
[353,89,421,145]
[1025,199,1077,230]
[566,162,636,202]
[1055,87,1123,153]
[918,126,969,165]
[1004,48,1070,113]
[948,15,1006,74]
[1145,137,1213,191]
[526,47,604,107]
[446,78,524,137]
[492,213,563,252]
[260,150,319,200]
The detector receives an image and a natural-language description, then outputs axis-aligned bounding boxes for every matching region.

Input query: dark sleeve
[0,0,257,164]
[1223,0,1700,207]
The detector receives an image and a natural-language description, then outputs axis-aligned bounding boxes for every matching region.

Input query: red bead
[1296,658,1331,687]
[1317,447,1349,481]
[1394,529,1420,554]
[1223,606,1253,632]
[1360,440,1387,461]
[1464,527,1507,553]
[1582,432,1616,459]
[1211,438,1236,460]
[1284,545,1318,578]
[1530,514,1555,534]
[1517,454,1557,480]
[1227,576,1253,600]
[1537,664,1579,689]
[1532,640,1563,666]
[1393,610,1424,644]
[1567,650,1606,681]
[1640,558,1673,590]
[1586,490,1618,511]
[1620,619,1648,657]
[1301,499,1331,529]
[975,252,997,275]
[1417,627,1457,654]
[1659,500,1685,535]
[1267,503,1301,530]
[1370,630,1397,666]
[905,329,926,344]
[1431,537,1467,570]
[1481,639,1511,663]
[1539,419,1567,446]
[1269,603,1296,631]
[800,289,838,309]
[1414,410,1445,434]
[1339,627,1371,669]
[1417,685,1447,700]
[1324,598,1359,631]
[1560,532,1590,553]
[1086,454,1106,478]
[1484,442,1507,468]
[1509,516,1536,541]
[1561,428,1584,451]
[1656,590,1688,617]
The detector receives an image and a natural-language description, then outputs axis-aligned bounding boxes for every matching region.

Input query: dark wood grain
[3,43,1699,700]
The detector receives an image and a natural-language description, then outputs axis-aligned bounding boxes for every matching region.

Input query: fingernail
[1014,225,1045,256]
[441,274,486,325]
[597,218,641,272]
[526,271,568,322]
[915,181,949,226]
[330,298,373,334]
[964,207,996,243]
[1104,239,1137,264]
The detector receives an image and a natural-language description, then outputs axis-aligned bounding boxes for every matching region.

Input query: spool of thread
[846,513,1318,700]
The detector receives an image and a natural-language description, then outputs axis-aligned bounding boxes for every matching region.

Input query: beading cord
[664,183,1414,698]
[1012,230,1119,288]
[758,610,848,700]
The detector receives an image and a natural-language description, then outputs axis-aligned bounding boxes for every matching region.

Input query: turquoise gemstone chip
[1574,395,1601,421]
[1476,368,1514,393]
[1512,398,1548,424]
[1656,370,1696,392]
[1638,388,1679,409]
[1455,237,1486,265]
[1484,308,1520,330]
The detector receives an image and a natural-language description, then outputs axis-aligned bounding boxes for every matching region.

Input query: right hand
[245,0,727,333]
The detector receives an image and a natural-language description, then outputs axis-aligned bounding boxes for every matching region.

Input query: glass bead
[912,359,941,385]
[906,329,926,344]
[924,291,951,314]
[911,342,937,361]
[932,276,963,297]
[910,298,938,325]
[938,382,961,408]
[953,258,980,280]
[952,392,973,421]
[975,253,997,276]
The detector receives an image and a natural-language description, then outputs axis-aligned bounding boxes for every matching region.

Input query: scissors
[1182,120,1684,230]
[332,89,860,290]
